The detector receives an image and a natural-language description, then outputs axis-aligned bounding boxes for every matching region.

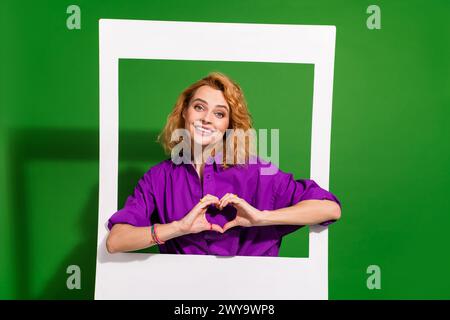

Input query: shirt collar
[205,150,223,165]
[174,150,224,171]
[206,150,224,172]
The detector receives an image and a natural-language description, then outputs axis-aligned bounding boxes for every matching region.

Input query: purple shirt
[107,154,341,257]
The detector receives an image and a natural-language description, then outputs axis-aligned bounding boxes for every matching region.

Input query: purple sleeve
[272,170,342,237]
[107,170,156,230]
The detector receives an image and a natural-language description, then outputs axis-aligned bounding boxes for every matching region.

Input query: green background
[1,0,449,299]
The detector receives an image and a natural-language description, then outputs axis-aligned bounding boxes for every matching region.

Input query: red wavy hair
[157,72,254,168]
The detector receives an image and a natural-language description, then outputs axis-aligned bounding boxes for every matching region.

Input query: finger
[220,197,232,209]
[219,192,235,202]
[219,193,235,209]
[204,194,220,202]
[210,223,224,234]
[198,198,219,210]
[200,193,219,202]
[206,195,221,209]
[200,198,219,210]
[223,219,239,232]
[220,194,240,209]
[219,193,233,202]
[199,194,220,206]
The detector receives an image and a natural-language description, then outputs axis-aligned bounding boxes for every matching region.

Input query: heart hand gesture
[218,193,263,232]
[179,194,224,235]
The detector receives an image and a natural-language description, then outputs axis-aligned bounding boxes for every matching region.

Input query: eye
[215,112,225,119]
[194,104,204,111]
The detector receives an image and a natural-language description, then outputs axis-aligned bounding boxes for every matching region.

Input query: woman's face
[182,85,230,148]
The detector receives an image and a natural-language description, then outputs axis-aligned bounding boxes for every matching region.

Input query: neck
[191,141,219,165]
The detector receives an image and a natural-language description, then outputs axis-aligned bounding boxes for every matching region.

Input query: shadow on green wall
[9,128,165,299]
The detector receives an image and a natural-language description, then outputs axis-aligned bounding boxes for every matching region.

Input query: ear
[181,107,186,120]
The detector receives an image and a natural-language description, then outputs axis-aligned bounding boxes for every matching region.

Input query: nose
[202,110,214,123]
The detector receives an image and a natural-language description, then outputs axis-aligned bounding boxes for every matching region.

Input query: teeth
[195,126,214,134]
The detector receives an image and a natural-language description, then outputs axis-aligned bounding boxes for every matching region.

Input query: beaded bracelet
[151,224,165,245]
[150,224,158,244]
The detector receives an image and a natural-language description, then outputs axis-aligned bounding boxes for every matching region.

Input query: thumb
[223,219,238,232]
[210,223,224,234]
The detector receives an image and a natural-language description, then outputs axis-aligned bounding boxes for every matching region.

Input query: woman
[106,72,341,256]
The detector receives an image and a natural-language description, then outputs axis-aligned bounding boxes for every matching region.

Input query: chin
[193,135,214,146]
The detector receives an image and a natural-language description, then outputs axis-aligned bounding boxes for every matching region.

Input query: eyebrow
[191,98,229,111]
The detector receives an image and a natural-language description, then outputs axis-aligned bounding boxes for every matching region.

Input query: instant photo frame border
[96,19,336,299]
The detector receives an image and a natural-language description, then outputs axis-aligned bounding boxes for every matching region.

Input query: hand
[179,194,224,235]
[219,193,263,232]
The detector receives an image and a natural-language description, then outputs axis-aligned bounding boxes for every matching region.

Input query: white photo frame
[96,19,336,300]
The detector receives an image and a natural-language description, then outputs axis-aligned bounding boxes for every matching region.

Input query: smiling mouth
[194,125,216,136]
